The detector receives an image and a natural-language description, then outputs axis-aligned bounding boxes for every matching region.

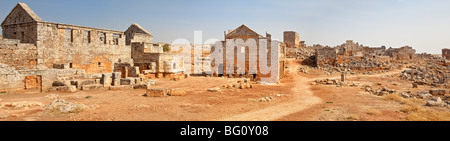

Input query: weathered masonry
[1,3,132,74]
[0,3,177,92]
[283,31,300,48]
[315,40,416,69]
[210,25,286,83]
[442,48,450,60]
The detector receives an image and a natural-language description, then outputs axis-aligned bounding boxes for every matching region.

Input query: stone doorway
[24,75,42,92]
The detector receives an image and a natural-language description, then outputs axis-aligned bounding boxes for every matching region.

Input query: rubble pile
[400,65,450,87]
[364,86,396,96]
[43,99,90,113]
[286,47,315,60]
[221,78,253,90]
[312,78,359,87]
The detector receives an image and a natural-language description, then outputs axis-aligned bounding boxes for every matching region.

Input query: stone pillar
[130,66,140,77]
[341,72,346,82]
[112,72,121,86]
[101,74,112,88]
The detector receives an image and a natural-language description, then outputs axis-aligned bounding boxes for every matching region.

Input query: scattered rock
[169,88,187,96]
[43,99,89,113]
[207,87,221,92]
[45,94,60,100]
[400,92,410,98]
[426,97,448,107]
[429,89,446,95]
[48,86,77,92]
[145,88,168,97]
[417,91,433,99]
[3,101,44,109]
[0,113,8,119]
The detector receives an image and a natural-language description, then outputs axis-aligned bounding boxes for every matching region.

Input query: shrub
[163,44,170,52]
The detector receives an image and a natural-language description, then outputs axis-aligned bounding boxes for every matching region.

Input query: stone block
[109,85,133,90]
[147,80,157,85]
[146,88,168,97]
[134,84,150,89]
[80,80,96,86]
[412,83,418,88]
[81,85,103,91]
[429,89,446,95]
[120,78,131,85]
[169,88,186,96]
[112,72,121,86]
[48,86,77,92]
[130,66,140,77]
[101,74,112,87]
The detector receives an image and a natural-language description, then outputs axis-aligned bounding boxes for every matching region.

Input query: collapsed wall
[315,40,415,70]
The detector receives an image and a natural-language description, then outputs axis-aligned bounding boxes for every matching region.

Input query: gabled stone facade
[211,24,285,83]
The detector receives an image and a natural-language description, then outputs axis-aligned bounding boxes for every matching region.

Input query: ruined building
[210,25,285,83]
[315,40,415,69]
[283,31,300,48]
[0,3,179,92]
[442,48,450,60]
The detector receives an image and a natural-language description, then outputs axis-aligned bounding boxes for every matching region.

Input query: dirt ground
[1,59,449,121]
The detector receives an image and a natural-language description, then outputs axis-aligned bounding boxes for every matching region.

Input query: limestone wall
[0,63,82,92]
[0,39,37,70]
[283,31,299,48]
[35,22,133,74]
[2,23,38,44]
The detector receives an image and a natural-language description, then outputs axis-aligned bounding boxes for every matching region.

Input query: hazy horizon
[1,0,449,54]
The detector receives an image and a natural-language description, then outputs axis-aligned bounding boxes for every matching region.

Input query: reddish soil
[0,59,448,121]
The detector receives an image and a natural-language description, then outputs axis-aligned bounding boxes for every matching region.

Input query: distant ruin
[442,48,450,60]
[210,25,286,83]
[314,40,415,70]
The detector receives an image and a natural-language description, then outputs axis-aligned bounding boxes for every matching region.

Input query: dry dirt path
[218,59,322,121]
[218,60,406,121]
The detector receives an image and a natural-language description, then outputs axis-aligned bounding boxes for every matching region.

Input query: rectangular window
[13,32,17,39]
[65,29,73,42]
[83,31,91,43]
[113,34,121,45]
[99,32,106,44]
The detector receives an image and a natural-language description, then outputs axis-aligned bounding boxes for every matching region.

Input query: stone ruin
[314,40,415,72]
[442,48,450,60]
[210,24,286,84]
[0,3,182,93]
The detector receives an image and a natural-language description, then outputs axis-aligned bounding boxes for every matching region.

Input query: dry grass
[400,104,422,113]
[383,94,403,102]
[407,110,450,121]
[382,94,450,121]
[366,109,382,116]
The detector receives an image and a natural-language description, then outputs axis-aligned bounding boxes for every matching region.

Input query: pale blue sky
[1,0,449,54]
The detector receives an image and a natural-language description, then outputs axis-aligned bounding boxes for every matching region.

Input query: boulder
[207,87,221,92]
[426,97,448,107]
[412,83,418,88]
[429,89,446,95]
[48,86,77,92]
[169,88,187,96]
[145,88,168,97]
[109,85,133,90]
[43,99,88,113]
[120,78,132,85]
